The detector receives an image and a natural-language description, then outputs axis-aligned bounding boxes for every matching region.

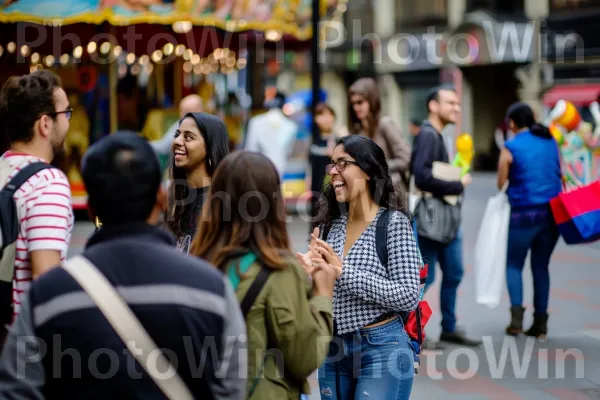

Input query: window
[551,0,600,12]
[466,0,524,14]
[395,0,447,30]
[347,0,374,40]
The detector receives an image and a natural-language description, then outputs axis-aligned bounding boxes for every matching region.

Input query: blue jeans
[419,230,464,333]
[506,206,559,314]
[318,317,414,400]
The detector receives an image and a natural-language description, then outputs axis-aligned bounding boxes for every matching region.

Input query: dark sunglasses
[326,159,358,174]
[44,108,73,121]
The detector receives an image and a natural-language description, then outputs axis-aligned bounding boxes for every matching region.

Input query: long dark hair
[506,102,552,139]
[167,112,230,236]
[190,151,291,271]
[312,135,407,232]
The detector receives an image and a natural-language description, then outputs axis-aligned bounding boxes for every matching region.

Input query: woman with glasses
[348,77,411,194]
[296,135,421,400]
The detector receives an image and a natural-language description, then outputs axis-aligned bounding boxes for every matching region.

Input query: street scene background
[68,174,600,399]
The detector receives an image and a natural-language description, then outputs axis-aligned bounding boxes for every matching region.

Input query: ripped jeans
[317,317,414,400]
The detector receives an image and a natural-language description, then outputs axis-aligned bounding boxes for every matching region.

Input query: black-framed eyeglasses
[326,159,358,174]
[44,108,73,121]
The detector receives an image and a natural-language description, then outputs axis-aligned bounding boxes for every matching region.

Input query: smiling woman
[165,112,229,254]
[297,135,422,400]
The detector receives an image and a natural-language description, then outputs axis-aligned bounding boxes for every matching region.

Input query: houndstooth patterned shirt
[323,208,421,335]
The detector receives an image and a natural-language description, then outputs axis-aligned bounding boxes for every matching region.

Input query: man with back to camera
[0,70,74,325]
[410,85,481,348]
[0,133,247,399]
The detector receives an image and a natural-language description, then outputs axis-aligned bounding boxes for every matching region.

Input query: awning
[542,84,600,107]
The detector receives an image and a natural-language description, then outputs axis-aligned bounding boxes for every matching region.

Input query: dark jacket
[410,121,464,198]
[0,223,246,400]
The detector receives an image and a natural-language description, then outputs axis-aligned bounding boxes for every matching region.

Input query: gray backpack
[0,159,53,328]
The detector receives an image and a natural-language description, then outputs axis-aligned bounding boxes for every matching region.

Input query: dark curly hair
[312,135,408,233]
[0,70,62,144]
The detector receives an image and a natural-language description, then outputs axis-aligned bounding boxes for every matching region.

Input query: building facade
[322,0,600,170]
[374,0,549,169]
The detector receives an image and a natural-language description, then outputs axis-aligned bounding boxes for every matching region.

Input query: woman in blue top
[497,102,562,339]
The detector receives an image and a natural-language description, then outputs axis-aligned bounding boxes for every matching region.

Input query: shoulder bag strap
[62,256,194,400]
[241,262,272,398]
[239,265,272,319]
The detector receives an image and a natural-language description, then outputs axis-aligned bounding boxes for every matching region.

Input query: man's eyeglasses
[44,108,73,121]
[326,159,358,174]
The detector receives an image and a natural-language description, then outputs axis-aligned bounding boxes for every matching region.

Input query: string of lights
[0,40,248,77]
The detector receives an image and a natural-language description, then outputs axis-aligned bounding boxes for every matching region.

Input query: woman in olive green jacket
[190,151,338,399]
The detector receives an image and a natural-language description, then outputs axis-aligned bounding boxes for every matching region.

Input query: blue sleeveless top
[504,130,562,209]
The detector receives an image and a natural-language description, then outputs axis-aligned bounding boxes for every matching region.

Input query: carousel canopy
[0,0,346,41]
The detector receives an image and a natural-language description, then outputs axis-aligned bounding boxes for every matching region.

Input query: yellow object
[551,100,582,132]
[549,123,563,144]
[224,115,242,146]
[453,133,474,176]
[281,179,306,199]
[141,108,179,141]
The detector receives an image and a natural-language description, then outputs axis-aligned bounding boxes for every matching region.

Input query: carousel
[0,0,346,212]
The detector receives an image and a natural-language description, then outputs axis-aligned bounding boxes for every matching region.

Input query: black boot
[525,312,548,339]
[506,306,525,336]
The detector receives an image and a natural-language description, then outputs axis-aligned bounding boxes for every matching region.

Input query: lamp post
[310,0,321,221]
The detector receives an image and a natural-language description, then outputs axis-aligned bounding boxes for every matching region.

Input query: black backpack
[0,161,54,329]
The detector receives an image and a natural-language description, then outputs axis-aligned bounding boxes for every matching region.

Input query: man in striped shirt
[0,70,73,318]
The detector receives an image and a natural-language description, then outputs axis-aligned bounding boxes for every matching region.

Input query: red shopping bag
[550,181,600,245]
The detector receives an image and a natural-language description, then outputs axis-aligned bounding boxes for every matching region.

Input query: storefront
[441,13,536,169]
[377,34,444,146]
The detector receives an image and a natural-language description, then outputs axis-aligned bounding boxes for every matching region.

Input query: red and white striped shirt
[1,151,74,318]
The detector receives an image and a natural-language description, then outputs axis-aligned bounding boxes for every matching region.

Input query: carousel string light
[14,40,249,77]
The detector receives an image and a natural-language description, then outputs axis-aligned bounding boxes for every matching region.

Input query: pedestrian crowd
[0,70,562,399]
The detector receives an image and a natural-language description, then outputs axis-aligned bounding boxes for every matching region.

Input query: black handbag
[414,195,462,244]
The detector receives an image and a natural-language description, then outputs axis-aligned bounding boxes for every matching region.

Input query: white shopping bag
[474,189,510,309]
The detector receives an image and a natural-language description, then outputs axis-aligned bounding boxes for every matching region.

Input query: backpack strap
[2,162,53,194]
[239,266,272,319]
[375,209,391,268]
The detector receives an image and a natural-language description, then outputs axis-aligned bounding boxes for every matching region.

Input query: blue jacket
[0,223,247,400]
[505,130,562,208]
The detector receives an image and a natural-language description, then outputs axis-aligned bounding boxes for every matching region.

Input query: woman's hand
[295,227,323,276]
[312,238,343,278]
[310,258,338,298]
